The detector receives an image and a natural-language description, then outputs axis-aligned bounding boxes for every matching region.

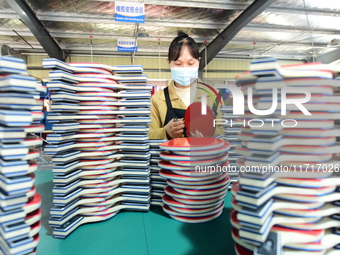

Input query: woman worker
[148,31,224,140]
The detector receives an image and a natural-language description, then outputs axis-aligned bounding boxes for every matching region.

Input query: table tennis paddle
[172,181,229,196]
[158,159,228,173]
[159,151,226,161]
[233,232,254,255]
[51,193,149,219]
[249,120,336,137]
[52,158,115,174]
[0,233,39,255]
[50,201,149,227]
[150,199,164,206]
[1,207,41,240]
[159,137,225,151]
[233,231,332,255]
[43,58,111,74]
[167,210,223,223]
[1,172,35,195]
[171,141,230,156]
[54,167,148,184]
[243,152,332,168]
[159,169,223,182]
[165,186,227,201]
[238,170,333,189]
[50,70,146,83]
[162,202,224,218]
[0,56,28,74]
[242,224,325,247]
[167,201,222,215]
[249,226,340,253]
[53,184,150,206]
[52,213,115,238]
[184,102,216,137]
[233,181,336,206]
[1,192,40,225]
[238,217,320,243]
[162,194,224,209]
[52,200,148,238]
[149,139,167,206]
[167,153,228,167]
[233,198,325,224]
[70,61,143,73]
[53,176,149,195]
[169,172,228,186]
[0,74,39,92]
[169,175,230,191]
[246,136,335,151]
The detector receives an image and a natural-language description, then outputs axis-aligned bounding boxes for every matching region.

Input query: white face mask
[170,67,198,87]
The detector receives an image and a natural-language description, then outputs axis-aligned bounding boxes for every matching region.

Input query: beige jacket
[148,80,224,139]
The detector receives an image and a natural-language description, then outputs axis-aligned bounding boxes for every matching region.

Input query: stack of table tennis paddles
[158,137,231,223]
[149,139,167,206]
[221,105,242,189]
[43,58,152,238]
[231,57,340,254]
[0,56,45,254]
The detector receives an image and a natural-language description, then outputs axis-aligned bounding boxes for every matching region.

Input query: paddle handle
[254,232,281,255]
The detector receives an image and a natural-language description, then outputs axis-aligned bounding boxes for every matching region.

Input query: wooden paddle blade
[184,102,216,137]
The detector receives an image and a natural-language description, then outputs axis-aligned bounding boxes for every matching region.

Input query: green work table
[36,170,236,255]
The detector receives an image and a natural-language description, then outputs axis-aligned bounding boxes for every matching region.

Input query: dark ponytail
[177,31,189,39]
[168,31,199,62]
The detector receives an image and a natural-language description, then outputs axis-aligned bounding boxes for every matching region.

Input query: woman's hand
[165,118,185,139]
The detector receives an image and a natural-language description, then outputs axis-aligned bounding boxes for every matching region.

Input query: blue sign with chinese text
[115,2,145,23]
[118,38,138,52]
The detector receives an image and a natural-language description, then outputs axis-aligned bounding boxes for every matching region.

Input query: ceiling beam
[245,24,340,35]
[12,41,306,58]
[88,0,340,16]
[0,28,327,49]
[4,0,65,60]
[2,9,340,34]
[1,1,338,21]
[316,48,340,64]
[88,0,248,10]
[199,0,276,71]
[34,12,340,34]
[267,6,340,16]
[0,10,20,19]
[36,12,227,29]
